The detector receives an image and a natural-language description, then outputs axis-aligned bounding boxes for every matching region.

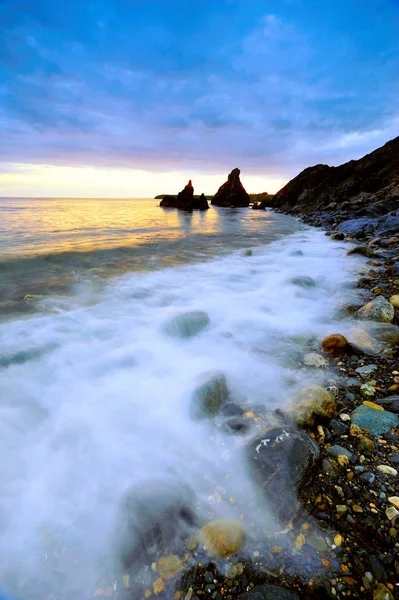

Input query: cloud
[0,0,398,189]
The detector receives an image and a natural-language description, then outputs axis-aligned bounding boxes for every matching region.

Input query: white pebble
[386,506,399,521]
[377,465,398,476]
[340,413,351,422]
[388,496,399,510]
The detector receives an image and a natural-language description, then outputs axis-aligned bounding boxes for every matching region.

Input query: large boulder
[246,427,320,527]
[285,384,336,428]
[160,181,209,211]
[114,479,197,569]
[321,333,349,356]
[357,296,395,323]
[211,168,250,207]
[191,371,229,419]
[198,519,245,558]
[350,405,399,435]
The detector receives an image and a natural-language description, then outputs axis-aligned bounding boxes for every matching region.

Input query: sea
[0,198,368,599]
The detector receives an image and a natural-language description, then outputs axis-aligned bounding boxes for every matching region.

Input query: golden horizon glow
[0,163,286,198]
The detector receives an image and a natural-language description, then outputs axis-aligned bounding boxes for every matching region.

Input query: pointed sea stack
[192,193,209,210]
[159,181,209,210]
[211,168,250,207]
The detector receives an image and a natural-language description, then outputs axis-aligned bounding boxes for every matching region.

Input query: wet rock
[360,384,376,398]
[198,519,245,558]
[286,384,336,428]
[322,459,337,478]
[115,479,196,569]
[347,245,375,258]
[357,296,395,323]
[193,193,209,210]
[373,583,394,600]
[359,471,375,485]
[390,294,399,309]
[211,168,250,207]
[164,310,210,338]
[246,426,320,527]
[160,181,209,211]
[238,584,299,599]
[377,465,398,476]
[357,435,375,452]
[222,402,244,417]
[331,232,345,241]
[326,445,356,463]
[330,419,349,435]
[356,364,377,378]
[351,405,399,435]
[222,416,250,435]
[191,371,228,419]
[365,322,399,346]
[242,249,253,256]
[290,276,316,288]
[322,333,350,356]
[348,328,389,355]
[307,533,328,552]
[303,352,328,367]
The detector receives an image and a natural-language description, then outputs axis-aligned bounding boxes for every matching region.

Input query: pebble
[359,471,375,485]
[363,400,384,410]
[388,496,399,510]
[334,534,343,547]
[360,384,376,398]
[340,413,351,422]
[373,583,394,600]
[358,435,375,451]
[377,465,398,476]
[327,445,356,463]
[385,506,398,521]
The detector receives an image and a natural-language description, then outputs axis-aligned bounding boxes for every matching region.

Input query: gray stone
[376,395,399,407]
[191,371,228,419]
[359,471,375,485]
[164,310,210,338]
[347,245,375,258]
[355,364,377,378]
[222,402,244,417]
[246,427,320,528]
[290,276,316,288]
[357,296,395,323]
[222,416,250,435]
[351,405,399,435]
[366,322,399,347]
[326,445,356,463]
[303,352,328,368]
[331,232,345,241]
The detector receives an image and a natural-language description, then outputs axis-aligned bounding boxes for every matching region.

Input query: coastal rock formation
[271,136,399,227]
[159,181,209,211]
[211,168,250,207]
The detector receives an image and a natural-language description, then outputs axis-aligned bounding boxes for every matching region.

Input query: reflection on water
[0,198,301,318]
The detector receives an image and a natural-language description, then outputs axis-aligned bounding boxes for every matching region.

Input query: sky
[0,0,398,197]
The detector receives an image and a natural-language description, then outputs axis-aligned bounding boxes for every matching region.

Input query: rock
[347,328,386,356]
[153,578,165,595]
[347,245,375,258]
[239,584,300,599]
[355,364,377,378]
[365,322,399,346]
[242,249,253,256]
[164,310,210,338]
[330,419,349,435]
[160,182,209,211]
[322,459,337,478]
[222,416,250,435]
[192,193,209,210]
[321,334,350,356]
[198,519,245,558]
[115,479,196,568]
[157,555,182,580]
[326,445,356,463]
[351,405,399,435]
[390,295,399,309]
[290,276,316,288]
[357,296,395,323]
[191,371,228,419]
[331,232,345,241]
[222,402,244,417]
[360,384,376,398]
[246,427,320,527]
[373,583,394,600]
[357,436,375,452]
[377,465,398,476]
[363,400,383,410]
[286,384,336,427]
[303,352,328,367]
[307,534,328,552]
[211,168,250,207]
[386,506,399,521]
[359,471,375,484]
[388,496,399,510]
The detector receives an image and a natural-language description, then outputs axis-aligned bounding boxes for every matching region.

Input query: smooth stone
[347,245,374,258]
[388,496,399,510]
[356,364,377,377]
[321,333,349,357]
[357,296,395,323]
[329,419,349,435]
[115,479,196,569]
[239,584,300,599]
[286,384,336,428]
[191,371,229,419]
[365,322,399,346]
[222,402,244,417]
[390,295,399,309]
[198,519,245,558]
[242,249,253,257]
[164,310,210,338]
[351,405,399,435]
[376,396,399,406]
[246,427,320,527]
[307,534,328,552]
[347,328,387,356]
[359,471,375,485]
[322,459,337,478]
[326,445,356,463]
[303,352,328,368]
[290,276,316,288]
[377,465,398,476]
[357,435,375,452]
[373,584,394,600]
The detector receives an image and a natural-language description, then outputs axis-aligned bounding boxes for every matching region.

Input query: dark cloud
[0,0,398,179]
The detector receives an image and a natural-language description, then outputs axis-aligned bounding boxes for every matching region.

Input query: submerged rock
[211,168,250,207]
[164,310,210,338]
[198,519,245,558]
[350,405,399,435]
[290,275,316,288]
[357,296,395,323]
[321,333,349,356]
[246,427,320,527]
[115,479,197,569]
[303,352,328,367]
[286,384,336,428]
[191,371,229,419]
[347,244,375,258]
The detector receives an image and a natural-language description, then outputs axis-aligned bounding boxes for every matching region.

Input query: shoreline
[173,209,399,600]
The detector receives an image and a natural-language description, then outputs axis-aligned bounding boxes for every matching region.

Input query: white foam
[0,229,366,597]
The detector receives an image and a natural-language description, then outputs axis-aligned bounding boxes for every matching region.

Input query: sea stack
[211,168,250,207]
[160,181,209,211]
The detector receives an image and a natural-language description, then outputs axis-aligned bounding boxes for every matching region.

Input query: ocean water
[0,198,367,599]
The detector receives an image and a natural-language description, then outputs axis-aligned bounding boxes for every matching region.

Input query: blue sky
[0,0,398,196]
